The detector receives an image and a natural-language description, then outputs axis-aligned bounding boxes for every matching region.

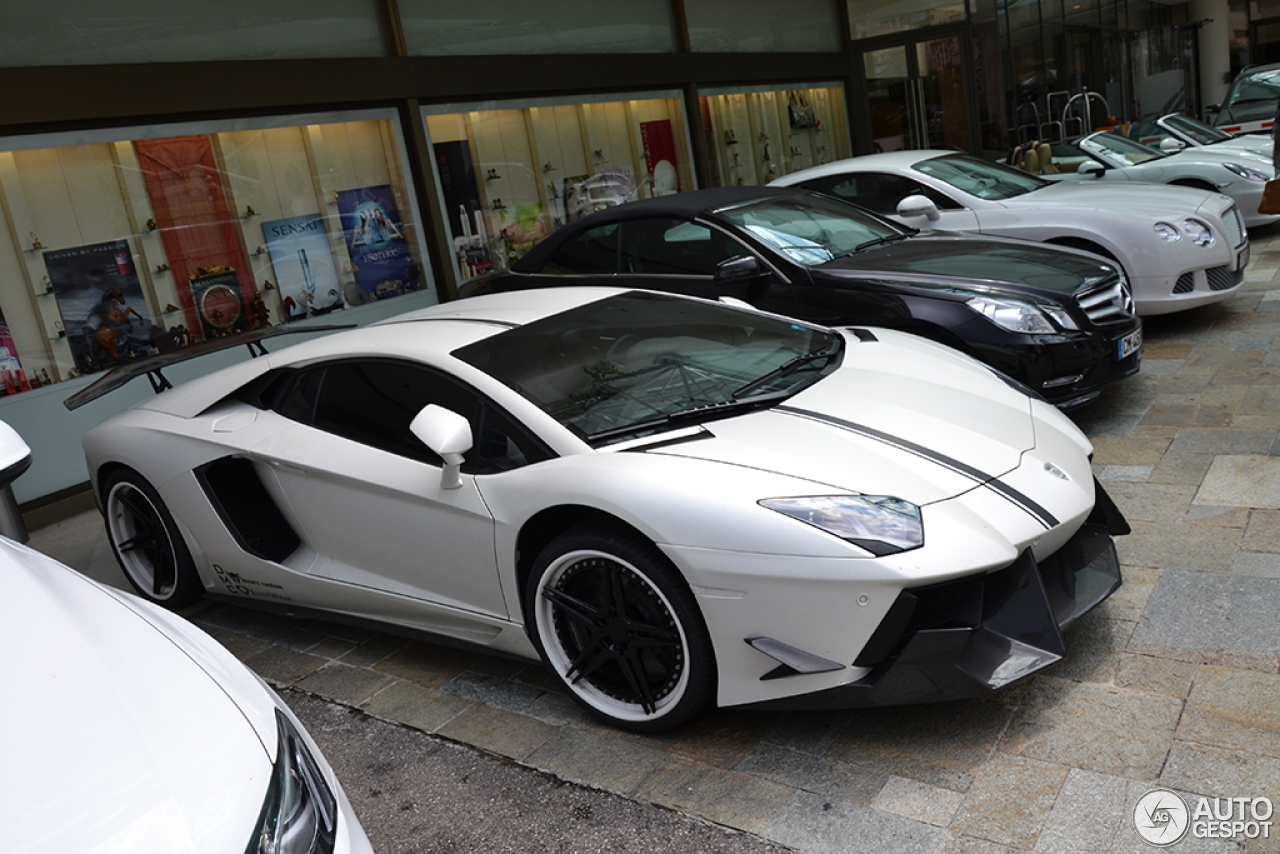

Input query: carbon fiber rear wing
[62,324,354,411]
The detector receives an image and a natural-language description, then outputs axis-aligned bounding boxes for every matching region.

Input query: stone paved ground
[31,224,1280,853]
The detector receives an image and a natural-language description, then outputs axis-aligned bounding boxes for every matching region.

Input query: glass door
[860,32,971,153]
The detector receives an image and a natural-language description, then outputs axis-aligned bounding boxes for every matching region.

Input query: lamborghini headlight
[247,710,338,854]
[966,296,1077,333]
[760,495,924,555]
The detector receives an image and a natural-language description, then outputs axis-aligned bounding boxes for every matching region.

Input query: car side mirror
[897,194,941,222]
[1159,138,1185,153]
[1206,104,1221,115]
[715,255,764,283]
[409,404,473,490]
[1076,161,1106,178]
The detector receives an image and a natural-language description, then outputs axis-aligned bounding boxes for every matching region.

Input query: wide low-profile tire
[526,524,716,732]
[102,468,202,609]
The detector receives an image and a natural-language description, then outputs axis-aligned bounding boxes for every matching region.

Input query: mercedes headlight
[966,296,1077,333]
[247,710,338,854]
[1223,162,1270,181]
[760,495,924,555]
[1181,218,1215,247]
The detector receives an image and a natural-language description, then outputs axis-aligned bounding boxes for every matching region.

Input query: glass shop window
[424,93,694,283]
[0,110,433,394]
[697,85,851,189]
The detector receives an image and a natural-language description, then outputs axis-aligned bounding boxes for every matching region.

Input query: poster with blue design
[336,185,420,301]
[262,213,343,321]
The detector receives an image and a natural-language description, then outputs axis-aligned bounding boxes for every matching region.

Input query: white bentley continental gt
[4,535,373,854]
[75,288,1128,731]
[772,151,1250,316]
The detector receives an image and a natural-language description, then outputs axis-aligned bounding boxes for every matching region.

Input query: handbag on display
[1260,179,1280,215]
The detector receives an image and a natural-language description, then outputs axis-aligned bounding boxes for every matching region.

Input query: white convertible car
[1122,113,1273,161]
[75,288,1127,731]
[5,522,372,853]
[772,151,1250,316]
[1046,131,1278,229]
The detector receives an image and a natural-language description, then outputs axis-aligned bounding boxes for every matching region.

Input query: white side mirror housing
[897,194,941,222]
[410,404,473,489]
[1160,138,1185,153]
[1077,161,1106,178]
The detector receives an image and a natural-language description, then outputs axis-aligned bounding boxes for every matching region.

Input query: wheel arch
[1169,177,1220,193]
[514,504,660,611]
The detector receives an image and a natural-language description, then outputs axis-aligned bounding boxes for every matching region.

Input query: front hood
[822,234,1113,296]
[4,541,272,854]
[651,329,1035,505]
[1022,179,1217,214]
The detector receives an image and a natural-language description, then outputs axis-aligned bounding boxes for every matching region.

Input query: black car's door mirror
[715,255,764,283]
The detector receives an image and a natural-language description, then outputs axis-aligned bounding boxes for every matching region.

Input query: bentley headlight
[1154,222,1181,242]
[247,710,338,854]
[760,495,923,555]
[1223,162,1270,181]
[1182,218,1214,247]
[966,296,1075,333]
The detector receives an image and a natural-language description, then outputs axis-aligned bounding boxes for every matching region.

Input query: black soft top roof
[512,186,803,272]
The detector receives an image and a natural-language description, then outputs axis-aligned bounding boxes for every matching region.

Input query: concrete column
[1193,0,1232,116]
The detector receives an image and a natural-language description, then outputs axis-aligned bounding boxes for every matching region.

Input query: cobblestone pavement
[31,224,1280,853]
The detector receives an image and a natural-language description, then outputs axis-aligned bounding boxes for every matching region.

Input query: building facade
[0,0,1267,505]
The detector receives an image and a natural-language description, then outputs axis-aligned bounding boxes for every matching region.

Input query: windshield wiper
[588,390,796,444]
[850,233,912,254]
[731,340,844,400]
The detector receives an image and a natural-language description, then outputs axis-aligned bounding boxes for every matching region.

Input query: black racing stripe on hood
[776,405,1059,529]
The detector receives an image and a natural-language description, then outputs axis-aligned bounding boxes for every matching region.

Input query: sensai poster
[336,185,419,301]
[262,214,343,321]
[45,239,155,376]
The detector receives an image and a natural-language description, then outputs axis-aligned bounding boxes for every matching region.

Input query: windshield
[1081,132,1166,166]
[1226,67,1280,105]
[453,291,840,444]
[1164,114,1232,144]
[713,193,908,266]
[910,154,1047,200]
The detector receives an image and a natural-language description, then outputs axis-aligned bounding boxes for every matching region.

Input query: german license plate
[1117,328,1142,360]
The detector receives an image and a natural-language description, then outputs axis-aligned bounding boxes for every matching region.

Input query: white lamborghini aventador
[76,288,1127,731]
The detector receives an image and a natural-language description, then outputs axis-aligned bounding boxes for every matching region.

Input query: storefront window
[424,93,693,281]
[399,0,677,54]
[0,110,432,392]
[685,0,841,52]
[849,0,966,41]
[698,85,851,188]
[0,0,387,66]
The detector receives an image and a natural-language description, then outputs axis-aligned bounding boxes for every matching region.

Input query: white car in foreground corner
[75,287,1128,731]
[771,151,1249,316]
[4,536,373,854]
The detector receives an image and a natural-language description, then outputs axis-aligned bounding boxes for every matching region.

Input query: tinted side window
[619,218,747,275]
[273,360,550,473]
[799,173,960,215]
[542,224,622,273]
[312,361,468,464]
